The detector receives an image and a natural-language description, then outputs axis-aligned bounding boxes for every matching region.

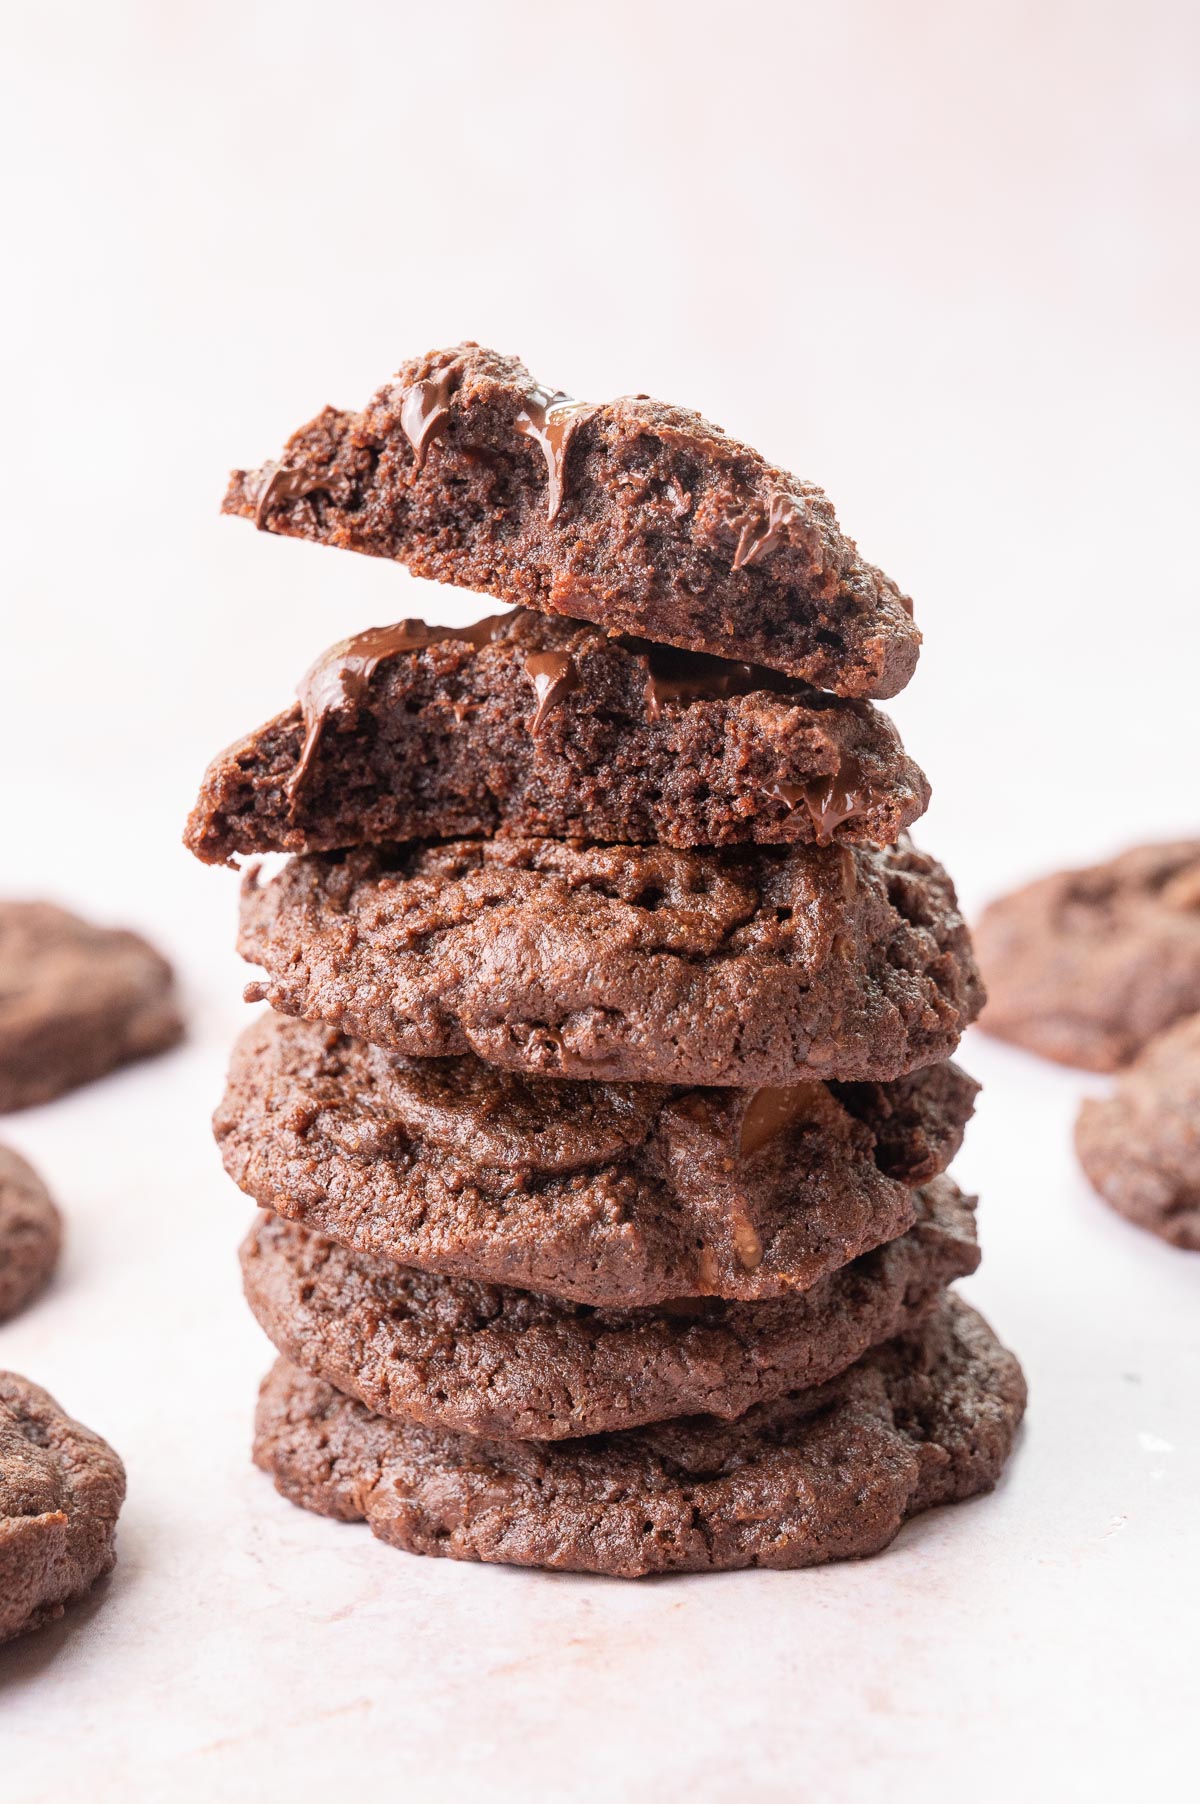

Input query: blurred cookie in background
[0,901,183,1112]
[1076,1014,1200,1250]
[975,841,1200,1070]
[0,1144,62,1320]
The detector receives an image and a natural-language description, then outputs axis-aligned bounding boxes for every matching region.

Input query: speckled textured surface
[252,1297,1025,1577]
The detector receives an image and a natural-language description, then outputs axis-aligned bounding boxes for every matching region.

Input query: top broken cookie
[223,344,919,698]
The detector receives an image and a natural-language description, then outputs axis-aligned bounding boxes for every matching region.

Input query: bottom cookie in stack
[253,1294,1023,1578]
[244,1172,1024,1575]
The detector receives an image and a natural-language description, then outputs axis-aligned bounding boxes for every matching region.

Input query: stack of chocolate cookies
[188,345,1023,1576]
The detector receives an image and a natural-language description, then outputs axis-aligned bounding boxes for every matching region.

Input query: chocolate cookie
[216,1013,975,1306]
[1075,1014,1200,1249]
[0,1372,125,1642]
[976,842,1200,1069]
[185,609,929,865]
[0,1146,62,1322]
[239,838,982,1087]
[252,1296,1024,1577]
[222,343,920,699]
[0,902,184,1112]
[241,1177,979,1440]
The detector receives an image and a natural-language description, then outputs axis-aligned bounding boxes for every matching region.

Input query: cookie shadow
[0,1570,113,1692]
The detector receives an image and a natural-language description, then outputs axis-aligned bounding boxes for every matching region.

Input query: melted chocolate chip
[628,641,792,718]
[731,490,805,571]
[254,463,333,530]
[739,1084,825,1157]
[765,756,870,846]
[523,650,579,734]
[802,759,870,845]
[398,359,463,471]
[513,385,596,521]
[287,611,516,800]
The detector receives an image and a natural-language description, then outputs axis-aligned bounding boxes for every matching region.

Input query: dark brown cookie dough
[0,1146,62,1322]
[0,902,184,1112]
[216,1013,976,1307]
[976,842,1200,1070]
[0,1372,125,1642]
[239,838,982,1087]
[1075,1014,1200,1249]
[252,1295,1024,1577]
[185,608,929,865]
[241,1177,979,1440]
[222,343,920,699]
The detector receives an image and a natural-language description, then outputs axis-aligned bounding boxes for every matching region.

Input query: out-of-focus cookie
[1075,1014,1200,1248]
[0,902,184,1111]
[976,842,1200,1070]
[0,1146,62,1321]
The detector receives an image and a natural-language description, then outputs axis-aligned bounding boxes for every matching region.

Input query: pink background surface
[1,3,1196,1798]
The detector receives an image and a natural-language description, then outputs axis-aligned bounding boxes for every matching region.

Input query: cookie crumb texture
[0,1145,62,1321]
[252,1296,1024,1578]
[976,841,1200,1070]
[0,1372,125,1643]
[0,902,184,1112]
[240,1178,979,1439]
[185,609,929,864]
[1076,1014,1200,1249]
[222,344,920,698]
[238,837,982,1087]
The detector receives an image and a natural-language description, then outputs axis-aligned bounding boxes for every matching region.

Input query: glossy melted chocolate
[288,612,515,797]
[398,359,464,471]
[281,606,875,843]
[523,650,579,734]
[513,385,596,521]
[254,462,333,530]
[632,641,788,719]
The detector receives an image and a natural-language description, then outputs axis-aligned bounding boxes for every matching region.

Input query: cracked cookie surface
[241,1177,979,1439]
[216,1013,976,1307]
[238,837,982,1087]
